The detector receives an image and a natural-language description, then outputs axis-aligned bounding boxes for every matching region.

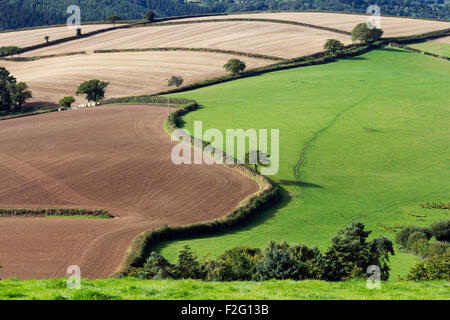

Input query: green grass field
[409,41,450,58]
[0,278,448,300]
[156,47,450,280]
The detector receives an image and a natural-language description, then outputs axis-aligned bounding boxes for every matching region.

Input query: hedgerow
[0,208,112,218]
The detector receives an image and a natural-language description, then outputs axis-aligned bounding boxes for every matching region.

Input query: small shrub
[167,75,184,88]
[59,96,75,108]
[430,220,450,242]
[324,39,344,55]
[396,225,432,248]
[256,241,300,281]
[174,245,204,279]
[138,252,175,280]
[144,10,155,22]
[427,241,450,257]
[405,253,450,281]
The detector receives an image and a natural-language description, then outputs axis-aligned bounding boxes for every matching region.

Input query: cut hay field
[159,47,450,279]
[1,278,448,300]
[409,37,450,57]
[1,51,270,106]
[182,11,450,37]
[17,21,351,58]
[0,105,258,279]
[0,24,116,47]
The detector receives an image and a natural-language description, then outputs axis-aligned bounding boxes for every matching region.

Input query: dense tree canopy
[1,0,449,31]
[0,67,32,113]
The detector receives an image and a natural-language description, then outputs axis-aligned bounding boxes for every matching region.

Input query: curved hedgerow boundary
[0,51,87,62]
[384,28,450,44]
[93,47,285,61]
[388,42,450,60]
[0,208,112,218]
[112,98,279,277]
[148,17,351,35]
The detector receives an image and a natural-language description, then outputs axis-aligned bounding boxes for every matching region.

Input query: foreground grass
[159,47,450,280]
[408,41,450,58]
[0,278,448,300]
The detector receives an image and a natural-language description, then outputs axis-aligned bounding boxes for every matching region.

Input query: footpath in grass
[157,47,450,280]
[0,278,448,300]
[408,41,450,58]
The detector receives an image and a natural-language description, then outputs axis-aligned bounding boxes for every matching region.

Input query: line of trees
[0,68,32,114]
[1,0,449,31]
[125,222,395,282]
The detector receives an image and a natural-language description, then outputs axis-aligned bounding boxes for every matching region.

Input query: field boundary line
[93,47,285,61]
[388,42,450,60]
[150,17,351,35]
[113,100,279,277]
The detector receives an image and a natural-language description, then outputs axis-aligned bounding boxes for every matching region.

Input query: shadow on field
[278,179,323,189]
[154,186,293,253]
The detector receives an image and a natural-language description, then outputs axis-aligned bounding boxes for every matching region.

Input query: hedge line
[113,97,279,276]
[0,208,112,218]
[388,42,450,60]
[114,168,278,277]
[0,51,86,62]
[94,47,285,61]
[150,17,350,35]
[148,42,381,97]
[384,28,450,44]
[104,96,196,106]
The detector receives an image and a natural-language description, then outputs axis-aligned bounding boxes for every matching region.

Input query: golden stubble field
[17,21,352,58]
[1,51,270,105]
[181,11,450,37]
[0,24,120,47]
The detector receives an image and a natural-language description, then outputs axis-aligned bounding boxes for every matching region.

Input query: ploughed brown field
[1,51,270,106]
[0,105,259,279]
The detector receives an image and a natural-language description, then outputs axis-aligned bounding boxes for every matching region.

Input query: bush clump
[127,222,394,282]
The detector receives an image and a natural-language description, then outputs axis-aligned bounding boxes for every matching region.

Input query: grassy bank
[155,47,450,280]
[0,278,447,300]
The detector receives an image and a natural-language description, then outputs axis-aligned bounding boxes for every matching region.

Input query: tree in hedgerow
[138,252,175,280]
[76,79,109,102]
[107,14,121,27]
[396,225,432,248]
[351,23,383,43]
[144,10,155,22]
[167,75,184,88]
[59,96,76,109]
[174,245,204,279]
[324,39,344,55]
[223,58,246,75]
[244,150,270,173]
[324,222,394,281]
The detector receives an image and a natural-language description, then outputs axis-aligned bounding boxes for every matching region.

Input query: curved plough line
[294,97,368,191]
